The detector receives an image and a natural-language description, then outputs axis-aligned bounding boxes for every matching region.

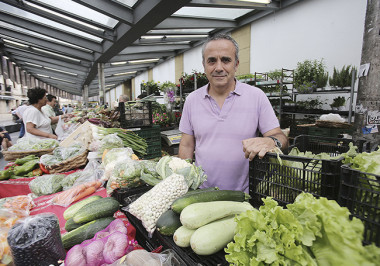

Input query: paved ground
[0,131,20,169]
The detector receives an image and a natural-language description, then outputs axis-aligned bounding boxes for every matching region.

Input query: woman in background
[23,87,66,139]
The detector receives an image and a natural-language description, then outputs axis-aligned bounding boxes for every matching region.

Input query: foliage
[152,103,175,127]
[297,81,317,93]
[295,59,328,90]
[297,97,325,109]
[152,111,170,127]
[160,81,177,92]
[141,80,160,95]
[330,96,346,108]
[236,73,255,79]
[329,65,357,88]
[180,71,208,89]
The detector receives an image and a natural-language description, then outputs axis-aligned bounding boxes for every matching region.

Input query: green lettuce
[226,193,380,265]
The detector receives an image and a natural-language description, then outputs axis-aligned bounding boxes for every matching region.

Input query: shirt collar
[202,79,243,98]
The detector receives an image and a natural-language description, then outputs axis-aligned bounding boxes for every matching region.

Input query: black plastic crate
[339,165,380,246]
[155,232,228,266]
[250,135,352,208]
[119,101,153,128]
[143,141,162,159]
[111,184,152,204]
[123,211,163,252]
[292,135,353,155]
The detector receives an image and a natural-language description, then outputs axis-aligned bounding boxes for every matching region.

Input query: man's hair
[46,94,57,102]
[27,87,47,104]
[201,33,239,66]
[119,95,129,102]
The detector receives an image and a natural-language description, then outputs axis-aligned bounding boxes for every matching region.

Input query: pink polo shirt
[179,80,279,192]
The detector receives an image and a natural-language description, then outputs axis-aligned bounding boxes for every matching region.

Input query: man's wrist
[267,136,282,149]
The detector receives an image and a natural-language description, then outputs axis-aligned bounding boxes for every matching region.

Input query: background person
[23,88,61,139]
[178,34,288,192]
[42,94,63,133]
[15,101,29,138]
[0,127,12,151]
[119,94,130,103]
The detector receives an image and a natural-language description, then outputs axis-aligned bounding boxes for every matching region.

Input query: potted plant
[294,59,328,92]
[179,71,208,93]
[329,65,357,89]
[141,80,160,95]
[330,96,346,110]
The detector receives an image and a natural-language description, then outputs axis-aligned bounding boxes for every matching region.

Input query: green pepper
[0,169,14,180]
[15,155,39,165]
[13,159,39,176]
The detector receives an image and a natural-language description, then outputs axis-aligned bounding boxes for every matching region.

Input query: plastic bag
[29,174,66,196]
[60,171,84,191]
[7,213,66,266]
[139,160,161,186]
[106,160,144,194]
[65,219,137,266]
[72,159,104,188]
[99,134,124,155]
[40,144,85,166]
[103,148,134,180]
[55,115,65,140]
[51,179,103,207]
[111,249,185,266]
[8,137,59,152]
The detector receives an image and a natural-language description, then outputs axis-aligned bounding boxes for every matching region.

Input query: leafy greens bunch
[225,193,380,265]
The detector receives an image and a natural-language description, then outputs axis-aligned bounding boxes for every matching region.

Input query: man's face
[48,98,57,107]
[203,39,239,90]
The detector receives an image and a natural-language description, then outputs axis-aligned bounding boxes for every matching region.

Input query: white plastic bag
[55,115,65,140]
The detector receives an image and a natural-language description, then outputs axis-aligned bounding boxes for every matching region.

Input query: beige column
[232,24,251,76]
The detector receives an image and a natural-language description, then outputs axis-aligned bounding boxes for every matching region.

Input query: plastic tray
[339,165,380,246]
[111,184,152,205]
[250,135,353,207]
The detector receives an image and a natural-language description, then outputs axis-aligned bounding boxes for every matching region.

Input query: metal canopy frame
[0,0,302,96]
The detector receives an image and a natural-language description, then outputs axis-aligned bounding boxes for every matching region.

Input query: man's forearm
[178,145,194,160]
[269,132,289,150]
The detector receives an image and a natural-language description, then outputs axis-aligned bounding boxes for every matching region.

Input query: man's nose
[215,59,223,71]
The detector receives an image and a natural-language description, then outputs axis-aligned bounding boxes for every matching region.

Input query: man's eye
[222,58,232,63]
[208,58,216,63]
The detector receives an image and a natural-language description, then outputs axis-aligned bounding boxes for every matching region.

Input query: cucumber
[62,217,115,249]
[190,216,236,255]
[180,201,254,229]
[156,209,181,236]
[64,218,84,232]
[183,187,219,196]
[73,197,119,224]
[63,195,102,220]
[171,190,249,214]
[173,226,196,248]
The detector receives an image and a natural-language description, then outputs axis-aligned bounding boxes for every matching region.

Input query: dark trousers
[19,122,25,138]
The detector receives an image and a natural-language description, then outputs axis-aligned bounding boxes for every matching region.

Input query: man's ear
[235,59,240,70]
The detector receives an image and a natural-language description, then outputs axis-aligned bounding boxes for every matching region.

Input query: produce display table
[0,169,79,198]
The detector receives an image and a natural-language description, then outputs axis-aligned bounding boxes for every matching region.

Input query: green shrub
[294,59,328,90]
[329,65,357,88]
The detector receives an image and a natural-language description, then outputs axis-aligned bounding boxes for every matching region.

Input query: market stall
[0,104,379,266]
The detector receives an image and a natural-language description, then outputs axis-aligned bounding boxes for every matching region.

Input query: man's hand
[242,137,276,161]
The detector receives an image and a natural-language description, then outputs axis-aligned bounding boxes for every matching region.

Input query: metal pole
[98,63,105,105]
[83,85,89,109]
[348,69,356,124]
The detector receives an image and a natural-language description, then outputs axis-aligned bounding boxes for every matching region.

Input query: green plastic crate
[143,141,162,159]
[135,125,161,143]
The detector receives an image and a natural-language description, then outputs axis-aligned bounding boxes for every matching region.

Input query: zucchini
[63,195,103,220]
[180,201,254,229]
[62,217,115,249]
[173,226,196,248]
[73,197,119,224]
[156,209,181,236]
[171,190,249,214]
[190,216,236,255]
[184,187,219,196]
[64,218,84,232]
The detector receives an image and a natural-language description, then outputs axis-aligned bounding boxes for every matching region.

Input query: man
[66,104,74,114]
[178,34,288,192]
[42,94,58,131]
[15,101,29,138]
[119,94,130,103]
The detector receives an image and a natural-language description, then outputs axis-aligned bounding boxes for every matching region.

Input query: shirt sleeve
[257,92,280,134]
[23,108,40,127]
[179,94,194,136]
[41,106,50,118]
